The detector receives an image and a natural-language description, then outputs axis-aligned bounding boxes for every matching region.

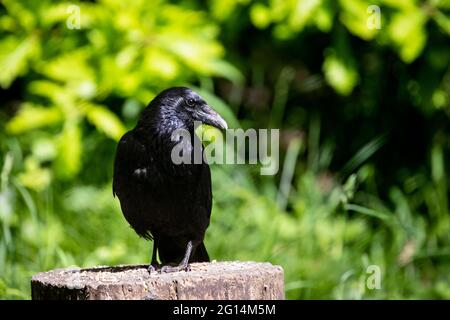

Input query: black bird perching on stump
[113,87,228,273]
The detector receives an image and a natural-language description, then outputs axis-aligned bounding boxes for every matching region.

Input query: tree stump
[31,261,285,300]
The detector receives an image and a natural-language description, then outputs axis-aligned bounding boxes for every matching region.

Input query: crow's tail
[190,242,210,263]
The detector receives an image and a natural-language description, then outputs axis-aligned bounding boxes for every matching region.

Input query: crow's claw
[147,264,161,274]
[159,264,190,273]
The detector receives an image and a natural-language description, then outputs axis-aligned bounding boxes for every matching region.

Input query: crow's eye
[186,98,195,107]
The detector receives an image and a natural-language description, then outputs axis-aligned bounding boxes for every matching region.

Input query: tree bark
[31,261,285,300]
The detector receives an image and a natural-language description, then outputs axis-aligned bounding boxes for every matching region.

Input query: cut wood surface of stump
[31,261,285,300]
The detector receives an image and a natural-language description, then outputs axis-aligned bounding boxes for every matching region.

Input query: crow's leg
[160,241,193,273]
[148,239,160,273]
[151,240,159,265]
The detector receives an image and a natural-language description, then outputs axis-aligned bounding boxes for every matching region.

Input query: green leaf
[388,8,428,63]
[314,0,334,32]
[38,49,95,84]
[2,0,38,31]
[6,103,63,134]
[85,103,127,141]
[143,47,180,80]
[339,0,380,40]
[383,0,417,10]
[323,35,359,95]
[345,204,392,222]
[433,10,450,36]
[40,3,73,27]
[28,80,77,109]
[210,0,241,21]
[207,60,244,84]
[158,32,225,75]
[341,135,387,176]
[0,34,39,88]
[288,0,322,32]
[55,121,82,179]
[435,0,450,9]
[17,157,51,192]
[250,4,272,29]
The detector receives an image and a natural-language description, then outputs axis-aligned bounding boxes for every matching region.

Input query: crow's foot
[147,263,161,274]
[157,241,194,273]
[159,264,191,273]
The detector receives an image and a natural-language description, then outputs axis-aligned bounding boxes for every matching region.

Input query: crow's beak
[196,104,228,130]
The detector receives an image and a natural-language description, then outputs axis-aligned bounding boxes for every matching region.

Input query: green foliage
[1,0,449,300]
[323,36,359,95]
[240,0,450,96]
[1,0,239,185]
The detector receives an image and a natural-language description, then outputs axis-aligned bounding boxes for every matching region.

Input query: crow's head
[140,87,228,132]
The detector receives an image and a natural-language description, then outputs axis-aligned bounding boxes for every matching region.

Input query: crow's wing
[113,130,160,239]
[113,130,151,197]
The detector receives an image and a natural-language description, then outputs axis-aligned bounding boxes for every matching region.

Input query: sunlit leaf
[38,49,95,84]
[84,103,127,141]
[31,138,57,162]
[323,46,359,96]
[55,121,82,179]
[28,80,65,101]
[288,0,322,32]
[250,4,272,29]
[339,0,380,40]
[40,3,71,27]
[388,8,428,63]
[433,10,450,36]
[0,34,39,88]
[143,47,180,80]
[210,0,243,21]
[1,0,37,31]
[158,31,225,75]
[314,0,334,32]
[383,0,416,10]
[17,157,51,192]
[207,60,244,84]
[6,103,63,134]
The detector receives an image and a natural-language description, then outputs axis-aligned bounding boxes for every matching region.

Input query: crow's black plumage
[112,87,227,272]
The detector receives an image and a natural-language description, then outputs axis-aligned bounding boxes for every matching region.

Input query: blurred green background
[0,0,449,299]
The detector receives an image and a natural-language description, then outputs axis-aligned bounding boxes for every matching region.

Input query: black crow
[112,87,227,273]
